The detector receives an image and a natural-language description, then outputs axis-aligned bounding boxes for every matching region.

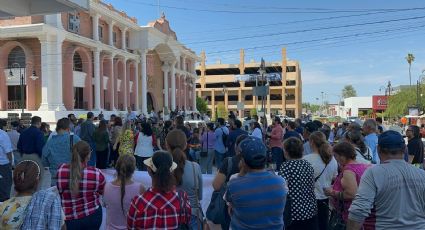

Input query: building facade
[196,48,302,119]
[0,0,198,121]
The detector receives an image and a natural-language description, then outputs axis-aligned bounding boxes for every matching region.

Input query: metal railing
[7,100,25,110]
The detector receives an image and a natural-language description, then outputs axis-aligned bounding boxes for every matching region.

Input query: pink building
[0,0,199,121]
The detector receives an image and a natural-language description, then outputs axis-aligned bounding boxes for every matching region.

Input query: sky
[106,0,425,104]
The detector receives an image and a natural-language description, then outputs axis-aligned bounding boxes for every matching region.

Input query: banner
[235,72,281,82]
[372,95,388,111]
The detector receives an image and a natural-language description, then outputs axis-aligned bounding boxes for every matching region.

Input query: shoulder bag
[200,133,208,157]
[328,191,346,230]
[191,162,204,229]
[206,157,232,224]
[176,189,190,230]
[315,162,329,182]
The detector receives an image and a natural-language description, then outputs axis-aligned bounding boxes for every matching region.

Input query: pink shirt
[332,163,371,221]
[269,125,284,148]
[104,182,142,230]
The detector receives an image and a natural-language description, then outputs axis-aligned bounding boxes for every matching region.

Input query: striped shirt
[349,159,425,230]
[225,171,287,230]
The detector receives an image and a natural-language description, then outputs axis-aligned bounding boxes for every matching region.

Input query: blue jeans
[214,150,225,170]
[87,142,96,167]
[65,207,102,230]
[271,147,284,171]
[189,214,203,230]
[200,149,214,174]
[189,149,200,162]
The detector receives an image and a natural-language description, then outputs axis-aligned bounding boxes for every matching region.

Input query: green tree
[250,108,257,117]
[342,85,357,99]
[302,102,321,113]
[196,96,208,114]
[216,102,227,119]
[406,53,415,86]
[385,87,425,117]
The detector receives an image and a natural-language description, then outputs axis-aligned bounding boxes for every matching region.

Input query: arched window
[8,46,25,67]
[73,52,83,71]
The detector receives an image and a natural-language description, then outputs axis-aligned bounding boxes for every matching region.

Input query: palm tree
[406,53,415,86]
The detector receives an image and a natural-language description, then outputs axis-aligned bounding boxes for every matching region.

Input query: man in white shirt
[0,119,13,201]
[126,106,137,121]
[7,121,20,165]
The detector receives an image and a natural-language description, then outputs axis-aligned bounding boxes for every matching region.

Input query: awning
[0,0,89,18]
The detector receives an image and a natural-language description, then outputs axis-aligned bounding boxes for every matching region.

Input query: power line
[180,8,425,37]
[186,15,425,45]
[207,23,425,54]
[125,0,425,14]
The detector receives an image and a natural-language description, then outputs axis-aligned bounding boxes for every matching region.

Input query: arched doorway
[7,46,26,109]
[147,92,155,112]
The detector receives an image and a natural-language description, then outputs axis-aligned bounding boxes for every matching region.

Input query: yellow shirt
[0,196,32,229]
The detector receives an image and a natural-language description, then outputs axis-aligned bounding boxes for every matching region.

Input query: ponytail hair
[309,131,332,164]
[115,154,136,214]
[166,129,187,186]
[70,141,91,195]
[150,151,176,193]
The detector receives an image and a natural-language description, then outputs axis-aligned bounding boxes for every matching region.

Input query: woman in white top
[250,121,263,140]
[303,131,338,230]
[134,122,154,171]
[344,130,372,164]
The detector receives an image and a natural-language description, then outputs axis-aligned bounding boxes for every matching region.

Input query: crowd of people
[0,109,425,229]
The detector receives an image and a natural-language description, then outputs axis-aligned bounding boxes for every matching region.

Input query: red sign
[372,95,388,110]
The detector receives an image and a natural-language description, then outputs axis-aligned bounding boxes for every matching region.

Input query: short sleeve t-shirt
[303,153,338,200]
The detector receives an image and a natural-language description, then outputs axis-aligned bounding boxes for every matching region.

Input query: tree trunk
[409,64,412,86]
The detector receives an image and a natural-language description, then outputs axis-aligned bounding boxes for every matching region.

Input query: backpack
[220,127,228,144]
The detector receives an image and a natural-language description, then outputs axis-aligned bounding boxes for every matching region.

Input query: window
[98,26,103,39]
[68,13,80,33]
[126,36,129,48]
[74,87,84,109]
[8,46,25,67]
[286,66,296,72]
[113,32,117,43]
[73,53,83,72]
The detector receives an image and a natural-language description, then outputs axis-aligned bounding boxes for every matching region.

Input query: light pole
[8,63,38,113]
[257,58,266,114]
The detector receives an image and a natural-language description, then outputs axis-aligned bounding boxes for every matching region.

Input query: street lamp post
[8,63,38,114]
[257,58,266,114]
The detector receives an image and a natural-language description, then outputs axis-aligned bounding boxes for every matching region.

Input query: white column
[123,58,128,109]
[134,61,139,111]
[184,75,187,110]
[92,14,100,41]
[110,56,115,110]
[108,21,115,46]
[193,77,197,111]
[141,50,148,114]
[93,49,101,110]
[121,27,127,50]
[162,64,169,110]
[38,34,66,111]
[182,56,186,71]
[171,63,176,110]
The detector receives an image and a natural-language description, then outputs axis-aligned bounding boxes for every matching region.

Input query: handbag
[200,133,209,157]
[206,158,232,224]
[283,193,292,227]
[191,162,204,229]
[328,190,346,230]
[176,189,190,230]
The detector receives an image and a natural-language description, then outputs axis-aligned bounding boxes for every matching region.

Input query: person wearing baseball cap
[225,137,287,229]
[347,130,425,229]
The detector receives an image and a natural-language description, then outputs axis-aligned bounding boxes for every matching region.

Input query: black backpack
[221,127,228,144]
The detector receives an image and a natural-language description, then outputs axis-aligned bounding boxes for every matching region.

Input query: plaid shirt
[127,188,191,230]
[21,187,64,229]
[57,163,105,220]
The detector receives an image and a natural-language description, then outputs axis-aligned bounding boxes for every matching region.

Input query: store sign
[372,95,388,110]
